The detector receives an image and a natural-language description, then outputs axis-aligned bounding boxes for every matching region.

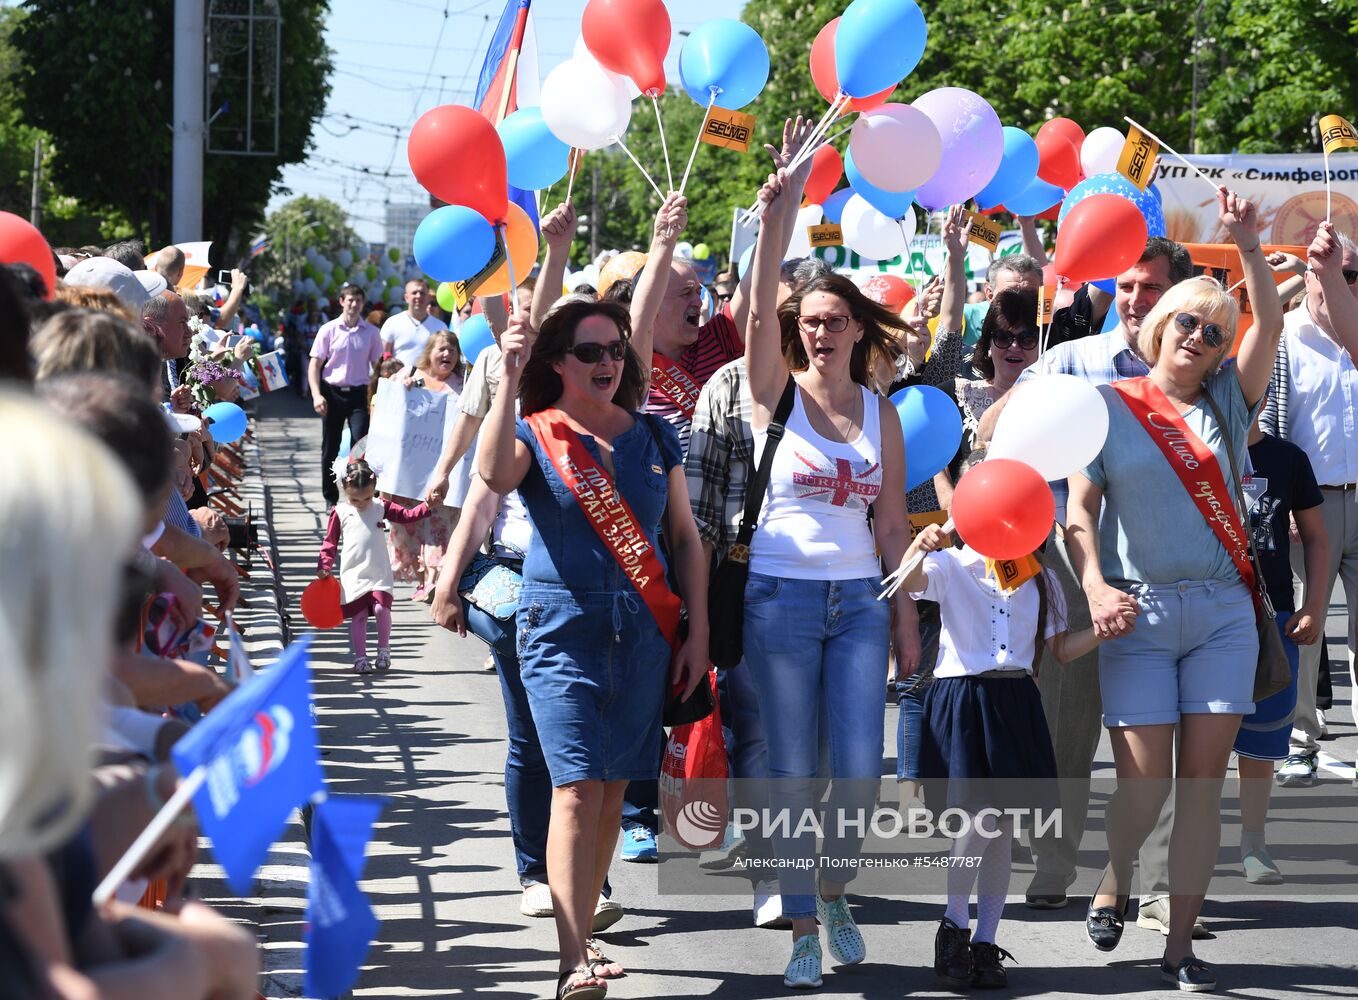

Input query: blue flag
[305,796,384,998]
[172,637,323,894]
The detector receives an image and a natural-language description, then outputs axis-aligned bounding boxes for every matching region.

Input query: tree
[253,195,358,303]
[14,0,332,257]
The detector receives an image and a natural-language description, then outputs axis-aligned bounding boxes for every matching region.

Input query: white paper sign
[365,379,463,502]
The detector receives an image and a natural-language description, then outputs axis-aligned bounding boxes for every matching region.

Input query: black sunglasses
[567,340,627,364]
[991,328,1040,351]
[1174,312,1226,348]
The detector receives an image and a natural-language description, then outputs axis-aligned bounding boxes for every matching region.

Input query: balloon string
[652,95,675,192]
[679,91,718,197]
[615,135,665,200]
[878,517,954,601]
[911,211,932,301]
[742,92,849,227]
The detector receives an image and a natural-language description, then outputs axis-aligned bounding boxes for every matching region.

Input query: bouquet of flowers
[180,357,245,409]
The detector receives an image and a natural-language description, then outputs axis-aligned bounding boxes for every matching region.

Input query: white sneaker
[784,934,823,989]
[1277,753,1317,787]
[816,893,866,966]
[591,895,623,933]
[753,880,791,929]
[520,882,553,917]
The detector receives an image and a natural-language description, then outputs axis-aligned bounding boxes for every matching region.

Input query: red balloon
[301,575,344,630]
[1054,193,1149,284]
[951,459,1055,561]
[803,146,844,207]
[582,0,670,97]
[1036,131,1082,190]
[860,274,915,312]
[408,105,509,224]
[1037,117,1086,155]
[810,18,895,111]
[0,212,55,300]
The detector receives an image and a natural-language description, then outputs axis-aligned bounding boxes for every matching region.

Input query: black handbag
[1202,390,1292,702]
[708,377,797,668]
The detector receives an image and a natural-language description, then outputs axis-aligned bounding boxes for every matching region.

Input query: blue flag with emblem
[171,637,323,894]
[305,795,384,998]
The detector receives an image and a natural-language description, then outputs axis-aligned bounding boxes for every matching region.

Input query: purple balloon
[911,87,1003,211]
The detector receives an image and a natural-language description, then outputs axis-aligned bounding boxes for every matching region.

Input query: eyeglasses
[567,340,627,364]
[797,314,852,333]
[991,328,1040,351]
[1174,312,1226,348]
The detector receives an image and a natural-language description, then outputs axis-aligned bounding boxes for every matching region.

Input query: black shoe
[970,941,1015,989]
[1086,898,1129,952]
[1161,956,1217,992]
[934,917,973,986]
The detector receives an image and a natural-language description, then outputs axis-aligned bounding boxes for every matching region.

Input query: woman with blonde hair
[1068,190,1295,992]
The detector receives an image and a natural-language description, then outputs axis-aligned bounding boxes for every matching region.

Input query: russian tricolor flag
[473,0,540,232]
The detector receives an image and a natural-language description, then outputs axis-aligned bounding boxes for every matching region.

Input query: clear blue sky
[269,0,748,242]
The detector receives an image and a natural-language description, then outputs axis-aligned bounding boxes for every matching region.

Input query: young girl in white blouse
[899,516,1099,990]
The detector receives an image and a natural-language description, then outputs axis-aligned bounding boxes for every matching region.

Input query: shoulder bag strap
[726,377,797,565]
[1200,387,1276,616]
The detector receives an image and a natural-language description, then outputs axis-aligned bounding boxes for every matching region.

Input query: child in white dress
[317,460,430,673]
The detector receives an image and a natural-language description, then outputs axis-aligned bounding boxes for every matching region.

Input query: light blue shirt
[1080,365,1261,589]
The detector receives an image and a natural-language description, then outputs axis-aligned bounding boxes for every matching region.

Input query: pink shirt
[311,317,383,387]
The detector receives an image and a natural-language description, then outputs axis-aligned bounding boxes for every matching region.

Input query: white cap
[64,256,168,311]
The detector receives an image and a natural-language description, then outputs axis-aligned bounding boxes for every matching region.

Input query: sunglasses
[1174,312,1225,348]
[991,328,1040,351]
[567,340,627,364]
[797,314,852,333]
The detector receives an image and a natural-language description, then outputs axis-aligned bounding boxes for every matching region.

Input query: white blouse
[910,546,1068,677]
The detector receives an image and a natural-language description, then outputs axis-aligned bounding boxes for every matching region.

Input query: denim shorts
[516,583,669,786]
[1097,579,1257,727]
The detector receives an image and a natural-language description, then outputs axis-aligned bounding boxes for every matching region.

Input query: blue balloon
[974,126,1040,211]
[1004,176,1064,216]
[1092,277,1116,294]
[1058,172,1166,238]
[845,149,915,219]
[498,108,569,191]
[822,187,854,224]
[836,0,928,99]
[891,385,963,491]
[737,243,755,280]
[456,314,495,368]
[679,19,770,111]
[203,401,247,444]
[413,206,496,282]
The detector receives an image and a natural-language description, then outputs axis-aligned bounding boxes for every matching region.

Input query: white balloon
[1080,127,1126,180]
[541,57,633,151]
[784,204,823,260]
[572,35,642,101]
[989,373,1110,481]
[849,104,942,193]
[841,195,916,262]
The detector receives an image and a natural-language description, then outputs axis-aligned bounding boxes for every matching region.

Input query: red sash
[1113,378,1256,596]
[650,353,702,421]
[525,408,683,646]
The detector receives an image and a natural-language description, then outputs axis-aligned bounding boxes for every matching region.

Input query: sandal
[586,938,624,979]
[555,965,606,1000]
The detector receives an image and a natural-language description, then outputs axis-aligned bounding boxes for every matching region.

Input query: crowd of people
[3,111,1355,1000]
[402,117,1354,999]
[0,241,271,997]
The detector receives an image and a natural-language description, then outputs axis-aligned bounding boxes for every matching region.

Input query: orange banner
[1183,242,1306,347]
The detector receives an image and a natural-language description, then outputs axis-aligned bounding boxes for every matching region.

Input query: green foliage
[254,195,358,302]
[13,0,331,257]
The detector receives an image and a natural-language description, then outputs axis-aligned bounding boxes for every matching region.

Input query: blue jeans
[895,600,941,783]
[742,573,891,919]
[466,598,550,886]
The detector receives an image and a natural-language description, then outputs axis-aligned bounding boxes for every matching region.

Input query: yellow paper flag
[1320,114,1358,156]
[984,554,1044,593]
[1117,124,1160,191]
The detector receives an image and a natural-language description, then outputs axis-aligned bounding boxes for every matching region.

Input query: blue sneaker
[620,823,658,863]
